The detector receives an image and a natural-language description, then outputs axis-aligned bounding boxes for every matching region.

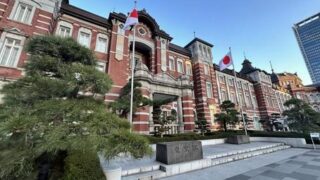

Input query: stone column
[177,96,184,133]
[133,86,151,135]
[182,92,195,132]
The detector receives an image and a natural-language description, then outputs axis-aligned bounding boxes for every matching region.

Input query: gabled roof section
[109,9,172,41]
[185,37,214,48]
[60,3,111,29]
[169,43,192,57]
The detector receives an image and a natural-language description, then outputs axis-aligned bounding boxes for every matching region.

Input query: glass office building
[293,13,320,84]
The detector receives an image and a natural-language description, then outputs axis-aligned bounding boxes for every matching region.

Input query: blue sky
[70,0,320,85]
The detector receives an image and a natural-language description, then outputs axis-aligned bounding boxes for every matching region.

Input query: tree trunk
[224,121,227,132]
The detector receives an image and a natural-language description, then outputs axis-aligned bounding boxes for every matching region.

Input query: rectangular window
[13,3,33,24]
[245,94,251,107]
[237,81,242,89]
[186,63,192,75]
[96,37,108,53]
[221,90,227,102]
[169,57,175,71]
[228,79,234,86]
[0,37,21,67]
[96,61,106,72]
[59,26,71,37]
[204,64,209,75]
[206,82,213,98]
[219,76,225,83]
[78,32,91,47]
[177,60,184,73]
[230,93,236,103]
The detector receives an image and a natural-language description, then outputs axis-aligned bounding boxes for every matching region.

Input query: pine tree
[283,98,320,133]
[109,81,151,118]
[215,100,239,132]
[0,36,151,179]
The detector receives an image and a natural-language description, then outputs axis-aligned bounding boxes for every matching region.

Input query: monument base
[156,141,203,165]
[226,135,250,144]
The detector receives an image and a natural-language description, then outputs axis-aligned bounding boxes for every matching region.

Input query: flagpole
[129,26,136,131]
[229,47,248,136]
[129,1,137,132]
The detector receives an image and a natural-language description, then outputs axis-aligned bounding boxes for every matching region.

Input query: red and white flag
[123,8,139,30]
[219,51,233,71]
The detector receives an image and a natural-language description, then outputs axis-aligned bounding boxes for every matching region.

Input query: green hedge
[145,131,320,144]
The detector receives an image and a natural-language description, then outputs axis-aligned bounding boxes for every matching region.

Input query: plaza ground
[161,148,320,180]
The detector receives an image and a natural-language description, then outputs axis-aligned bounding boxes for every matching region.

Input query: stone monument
[226,135,250,144]
[156,141,203,165]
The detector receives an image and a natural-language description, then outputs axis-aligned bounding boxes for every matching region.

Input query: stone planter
[98,153,123,180]
[103,166,121,180]
[226,135,250,144]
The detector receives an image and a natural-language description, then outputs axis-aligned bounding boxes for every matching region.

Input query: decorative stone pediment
[3,28,25,36]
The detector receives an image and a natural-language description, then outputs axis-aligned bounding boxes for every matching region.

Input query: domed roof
[239,59,257,75]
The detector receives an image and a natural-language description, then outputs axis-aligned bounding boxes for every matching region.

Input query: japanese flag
[123,8,139,30]
[219,51,233,71]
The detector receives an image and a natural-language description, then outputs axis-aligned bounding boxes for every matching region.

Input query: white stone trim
[105,93,119,97]
[35,26,49,32]
[134,112,150,116]
[183,115,194,117]
[182,100,193,103]
[183,107,194,110]
[183,122,195,125]
[0,2,8,6]
[104,99,115,102]
[112,85,123,88]
[39,14,51,20]
[37,19,50,25]
[132,121,149,125]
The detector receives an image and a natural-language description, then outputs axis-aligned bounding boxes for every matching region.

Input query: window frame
[77,27,92,48]
[168,56,175,71]
[186,62,192,75]
[206,82,213,98]
[204,63,210,75]
[177,59,184,73]
[9,0,37,25]
[0,32,25,68]
[56,21,73,37]
[96,61,106,72]
[95,33,109,53]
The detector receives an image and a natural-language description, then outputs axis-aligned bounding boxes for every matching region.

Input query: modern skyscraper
[293,13,320,84]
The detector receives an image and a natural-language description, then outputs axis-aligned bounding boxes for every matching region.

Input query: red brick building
[0,0,296,134]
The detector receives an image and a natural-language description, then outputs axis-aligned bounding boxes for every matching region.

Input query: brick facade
[0,0,303,134]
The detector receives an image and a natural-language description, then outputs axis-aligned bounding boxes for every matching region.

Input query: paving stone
[242,167,271,177]
[289,172,318,180]
[302,164,320,170]
[249,175,278,180]
[260,170,287,179]
[286,160,307,165]
[272,163,302,174]
[265,163,280,168]
[225,174,250,180]
[295,167,320,177]
[282,178,298,180]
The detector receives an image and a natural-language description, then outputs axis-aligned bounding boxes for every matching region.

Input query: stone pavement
[161,148,317,180]
[227,150,320,180]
